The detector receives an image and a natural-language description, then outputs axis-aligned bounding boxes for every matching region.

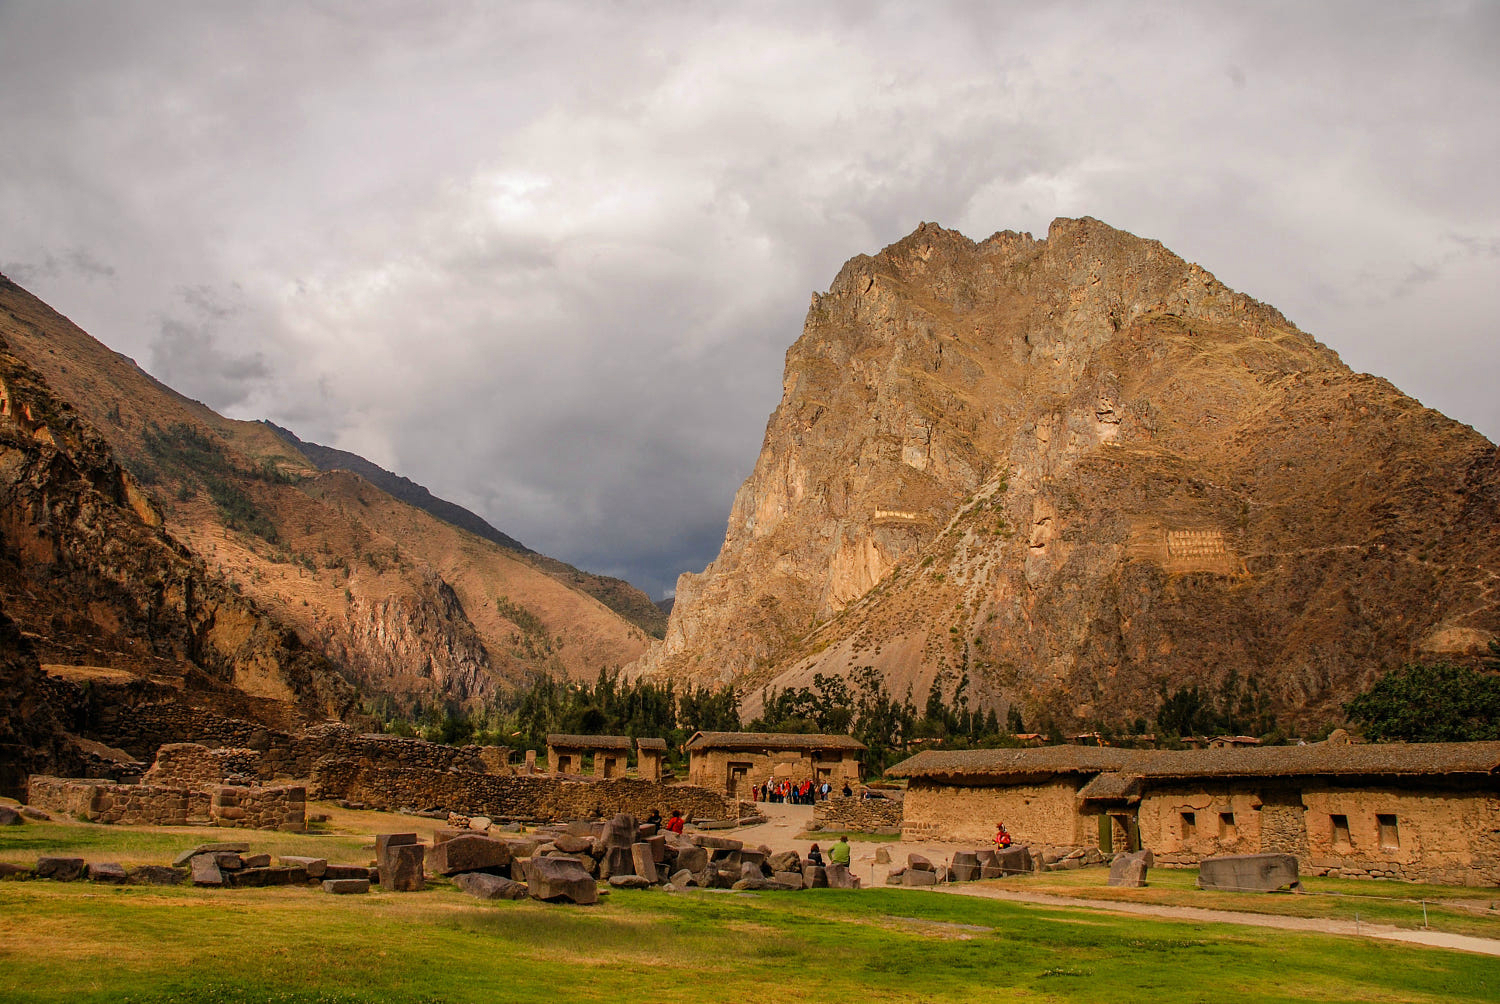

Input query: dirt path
[930,882,1500,957]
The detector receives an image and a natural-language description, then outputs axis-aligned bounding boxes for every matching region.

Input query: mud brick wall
[813,794,904,834]
[26,775,304,830]
[310,760,734,823]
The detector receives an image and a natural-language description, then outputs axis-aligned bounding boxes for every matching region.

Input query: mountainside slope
[635,219,1500,729]
[0,274,649,714]
[264,422,668,639]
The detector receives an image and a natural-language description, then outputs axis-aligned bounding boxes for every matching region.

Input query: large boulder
[675,845,708,873]
[189,855,223,887]
[907,853,935,872]
[825,863,857,889]
[454,872,528,900]
[553,833,593,855]
[127,865,186,886]
[802,865,827,889]
[172,842,248,868]
[0,806,22,826]
[600,846,635,879]
[383,843,427,891]
[279,856,328,879]
[526,855,599,904]
[1197,853,1300,892]
[603,814,638,850]
[993,846,1034,875]
[431,835,510,876]
[87,862,127,884]
[670,868,696,887]
[767,851,802,874]
[903,869,938,887]
[609,874,652,890]
[1108,850,1151,888]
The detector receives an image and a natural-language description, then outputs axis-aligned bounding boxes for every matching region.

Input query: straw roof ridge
[685,731,866,751]
[545,733,633,749]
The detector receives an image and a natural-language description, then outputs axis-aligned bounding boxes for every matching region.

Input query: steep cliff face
[0,273,649,716]
[637,218,1500,728]
[0,333,358,747]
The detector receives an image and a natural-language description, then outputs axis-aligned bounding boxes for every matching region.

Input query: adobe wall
[687,748,861,795]
[813,794,903,834]
[1137,782,1272,865]
[901,778,1085,847]
[26,775,305,831]
[1299,783,1500,886]
[310,759,735,823]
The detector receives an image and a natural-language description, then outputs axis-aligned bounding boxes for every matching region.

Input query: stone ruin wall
[901,778,1088,854]
[27,775,305,831]
[812,794,903,834]
[144,743,262,787]
[311,759,735,824]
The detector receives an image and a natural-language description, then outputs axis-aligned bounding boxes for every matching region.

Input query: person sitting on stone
[666,809,685,834]
[829,835,852,867]
[646,808,662,828]
[841,781,853,798]
[994,821,1013,847]
[806,843,824,867]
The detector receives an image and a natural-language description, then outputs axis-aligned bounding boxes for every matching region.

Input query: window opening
[1180,811,1196,841]
[1377,813,1400,849]
[1219,812,1237,841]
[1331,814,1351,845]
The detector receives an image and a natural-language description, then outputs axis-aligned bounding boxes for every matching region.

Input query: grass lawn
[4,811,1499,1002]
[975,866,1500,940]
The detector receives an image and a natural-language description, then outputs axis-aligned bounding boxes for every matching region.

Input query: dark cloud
[0,1,1495,598]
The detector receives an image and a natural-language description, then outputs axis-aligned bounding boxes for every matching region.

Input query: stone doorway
[727,762,751,797]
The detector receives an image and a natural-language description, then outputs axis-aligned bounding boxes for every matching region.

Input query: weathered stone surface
[670,868,695,887]
[17,806,50,821]
[767,851,802,874]
[322,864,374,881]
[647,834,667,863]
[675,845,708,874]
[950,851,981,882]
[603,814,637,850]
[36,856,85,881]
[1108,850,1150,888]
[825,863,857,889]
[87,862,127,883]
[903,868,938,887]
[375,833,419,859]
[468,815,492,833]
[553,833,592,855]
[0,805,22,825]
[731,876,773,890]
[242,853,271,868]
[279,856,328,878]
[873,847,891,865]
[1197,853,1300,892]
[803,865,827,889]
[600,845,634,879]
[525,855,598,904]
[322,878,370,894]
[214,853,244,871]
[609,874,652,889]
[773,870,803,888]
[885,867,905,885]
[431,835,510,875]
[907,853,935,872]
[689,834,742,851]
[631,843,659,883]
[994,847,1034,875]
[453,872,527,900]
[383,843,426,891]
[189,855,223,886]
[172,842,249,868]
[127,865,186,886]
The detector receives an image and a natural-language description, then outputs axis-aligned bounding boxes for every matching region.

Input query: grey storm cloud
[1,1,1496,599]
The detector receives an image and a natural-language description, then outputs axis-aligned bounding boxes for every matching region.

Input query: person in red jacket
[995,821,1013,847]
[666,810,685,834]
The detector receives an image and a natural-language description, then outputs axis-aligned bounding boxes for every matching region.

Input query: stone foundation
[27,775,305,830]
[310,760,733,823]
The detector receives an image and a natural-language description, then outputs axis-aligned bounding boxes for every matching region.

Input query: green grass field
[4,813,1499,1003]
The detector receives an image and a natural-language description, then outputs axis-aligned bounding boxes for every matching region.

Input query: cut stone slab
[189,855,223,887]
[454,872,527,900]
[279,856,328,879]
[322,878,370,894]
[128,865,186,886]
[670,868,695,887]
[825,863,857,889]
[609,874,652,889]
[383,842,426,891]
[0,862,34,879]
[1108,849,1151,888]
[214,853,244,871]
[87,862,127,883]
[994,846,1034,875]
[553,833,592,855]
[432,834,512,875]
[950,851,981,882]
[803,865,827,889]
[0,806,22,825]
[242,853,271,869]
[773,870,803,888]
[903,868,938,887]
[172,842,249,868]
[600,846,634,879]
[689,834,743,851]
[885,868,906,886]
[322,864,374,881]
[376,833,419,855]
[468,816,493,833]
[18,806,50,821]
[907,853,935,872]
[36,857,86,881]
[603,814,638,850]
[432,828,465,845]
[1197,853,1300,892]
[525,855,598,905]
[631,843,659,883]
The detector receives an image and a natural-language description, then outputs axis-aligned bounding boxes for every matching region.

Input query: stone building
[636,738,668,781]
[888,741,1500,885]
[685,731,865,797]
[545,734,632,778]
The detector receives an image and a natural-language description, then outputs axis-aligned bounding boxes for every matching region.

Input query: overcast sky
[2,1,1496,599]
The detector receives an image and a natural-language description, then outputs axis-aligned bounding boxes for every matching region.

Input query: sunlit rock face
[634,218,1500,730]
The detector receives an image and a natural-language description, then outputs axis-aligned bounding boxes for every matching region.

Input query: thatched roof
[685,731,866,752]
[636,737,669,751]
[888,741,1500,783]
[545,734,633,750]
[1077,771,1144,802]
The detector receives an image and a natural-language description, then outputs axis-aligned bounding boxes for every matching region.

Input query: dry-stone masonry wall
[813,794,904,834]
[311,760,733,823]
[27,775,305,830]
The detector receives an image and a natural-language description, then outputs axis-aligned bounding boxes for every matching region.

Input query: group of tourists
[753,778,833,804]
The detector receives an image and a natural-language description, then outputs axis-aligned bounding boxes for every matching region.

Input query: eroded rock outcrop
[636,218,1500,728]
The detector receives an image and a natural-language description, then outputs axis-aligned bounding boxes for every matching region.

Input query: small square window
[1219,812,1237,840]
[1331,813,1351,845]
[1377,813,1400,850]
[1180,811,1196,840]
